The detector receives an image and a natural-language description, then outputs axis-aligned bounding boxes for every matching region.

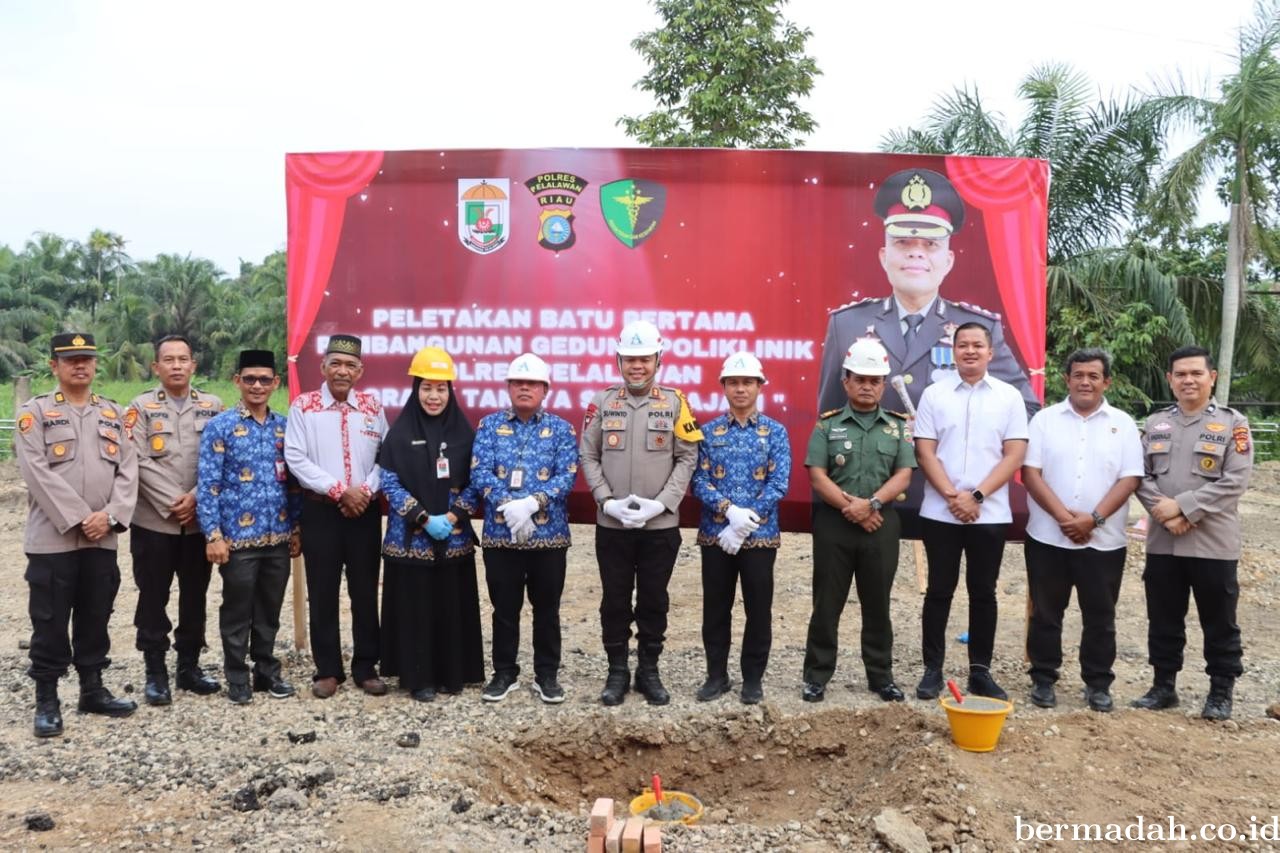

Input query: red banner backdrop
[285,148,1048,533]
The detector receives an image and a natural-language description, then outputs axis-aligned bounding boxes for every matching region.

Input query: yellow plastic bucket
[629,789,704,825]
[940,696,1013,752]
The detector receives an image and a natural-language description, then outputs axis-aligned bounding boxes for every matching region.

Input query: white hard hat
[616,320,664,356]
[507,352,550,384]
[843,338,891,376]
[719,351,766,382]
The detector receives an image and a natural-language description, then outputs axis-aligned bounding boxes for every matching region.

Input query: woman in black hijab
[378,347,483,700]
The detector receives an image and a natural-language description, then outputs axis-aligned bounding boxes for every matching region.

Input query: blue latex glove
[426,514,454,540]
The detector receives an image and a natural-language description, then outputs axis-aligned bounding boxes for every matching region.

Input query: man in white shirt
[912,322,1029,701]
[1022,349,1142,712]
[284,335,389,698]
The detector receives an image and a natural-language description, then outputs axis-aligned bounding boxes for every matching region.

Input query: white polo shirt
[914,372,1029,524]
[1024,397,1143,550]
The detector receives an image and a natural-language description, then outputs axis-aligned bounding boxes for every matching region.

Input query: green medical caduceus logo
[600,179,667,248]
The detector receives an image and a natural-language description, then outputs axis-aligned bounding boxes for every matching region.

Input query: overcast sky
[0,0,1259,274]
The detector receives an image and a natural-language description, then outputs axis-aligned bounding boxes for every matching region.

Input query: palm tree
[82,229,132,314]
[1142,0,1280,402]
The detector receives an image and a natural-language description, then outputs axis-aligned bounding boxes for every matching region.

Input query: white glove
[628,497,666,528]
[603,498,641,526]
[498,495,540,531]
[725,504,761,536]
[717,525,747,555]
[511,515,536,544]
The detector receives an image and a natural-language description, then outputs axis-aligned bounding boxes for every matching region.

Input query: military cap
[50,332,98,358]
[874,168,965,238]
[325,334,362,357]
[237,349,276,372]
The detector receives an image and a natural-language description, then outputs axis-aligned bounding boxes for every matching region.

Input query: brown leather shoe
[358,677,388,696]
[311,677,339,699]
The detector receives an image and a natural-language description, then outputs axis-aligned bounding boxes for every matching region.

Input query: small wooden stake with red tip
[946,679,964,703]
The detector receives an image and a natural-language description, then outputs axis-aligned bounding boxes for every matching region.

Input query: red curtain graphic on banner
[285,149,1049,534]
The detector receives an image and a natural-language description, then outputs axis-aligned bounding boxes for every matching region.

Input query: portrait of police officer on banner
[817,168,1039,418]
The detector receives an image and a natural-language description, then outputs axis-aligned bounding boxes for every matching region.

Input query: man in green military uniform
[802,338,916,703]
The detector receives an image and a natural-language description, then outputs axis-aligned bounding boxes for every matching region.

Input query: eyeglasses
[238,375,275,386]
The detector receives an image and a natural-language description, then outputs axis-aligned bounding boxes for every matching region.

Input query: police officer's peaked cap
[51,332,97,358]
[237,350,276,372]
[325,334,362,357]
[874,168,965,238]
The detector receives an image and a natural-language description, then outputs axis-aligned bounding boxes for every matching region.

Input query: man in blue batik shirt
[197,350,301,705]
[470,353,579,705]
[691,352,791,705]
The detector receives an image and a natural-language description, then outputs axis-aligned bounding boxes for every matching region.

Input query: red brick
[621,817,644,853]
[642,824,663,853]
[589,798,615,837]
[587,836,604,853]
[604,818,626,853]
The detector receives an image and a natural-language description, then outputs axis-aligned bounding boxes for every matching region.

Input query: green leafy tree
[1142,0,1280,402]
[618,0,820,148]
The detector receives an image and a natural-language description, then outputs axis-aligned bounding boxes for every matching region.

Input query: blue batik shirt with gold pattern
[692,411,791,548]
[381,472,479,563]
[197,403,301,550]
[470,408,578,549]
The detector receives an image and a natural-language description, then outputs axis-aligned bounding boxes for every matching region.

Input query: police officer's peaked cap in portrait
[50,332,98,358]
[874,168,966,238]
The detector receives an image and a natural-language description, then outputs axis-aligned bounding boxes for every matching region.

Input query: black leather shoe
[143,652,171,706]
[967,670,1008,701]
[1131,683,1179,710]
[411,686,437,702]
[801,682,825,702]
[634,665,670,706]
[34,682,62,738]
[78,687,137,717]
[1201,677,1233,721]
[915,667,943,700]
[1084,685,1113,713]
[176,662,221,695]
[1030,681,1057,709]
[740,681,764,705]
[253,674,295,699]
[872,682,905,702]
[227,682,252,705]
[600,667,630,706]
[696,674,732,702]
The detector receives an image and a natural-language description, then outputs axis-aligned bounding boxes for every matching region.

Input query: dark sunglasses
[239,375,275,386]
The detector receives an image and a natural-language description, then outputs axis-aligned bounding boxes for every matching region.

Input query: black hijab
[380,378,475,518]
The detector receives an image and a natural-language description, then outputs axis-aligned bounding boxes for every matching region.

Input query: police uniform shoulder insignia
[829,295,879,314]
[954,300,1001,320]
[1233,423,1251,453]
[885,410,909,421]
[17,412,34,434]
[819,408,843,419]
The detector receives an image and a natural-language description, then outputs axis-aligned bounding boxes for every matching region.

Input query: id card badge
[509,468,524,489]
[436,456,451,479]
[275,458,287,482]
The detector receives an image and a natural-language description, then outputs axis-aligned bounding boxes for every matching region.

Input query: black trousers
[300,501,382,683]
[1024,536,1126,688]
[701,544,775,683]
[920,518,1008,670]
[595,526,681,653]
[803,505,900,688]
[482,546,567,681]
[25,549,120,682]
[1143,553,1243,679]
[130,525,212,657]
[219,544,290,685]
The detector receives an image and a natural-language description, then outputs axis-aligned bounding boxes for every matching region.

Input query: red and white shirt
[284,385,387,500]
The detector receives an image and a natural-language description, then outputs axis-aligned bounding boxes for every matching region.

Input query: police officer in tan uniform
[127,334,223,705]
[16,333,139,737]
[580,320,701,706]
[1133,345,1253,721]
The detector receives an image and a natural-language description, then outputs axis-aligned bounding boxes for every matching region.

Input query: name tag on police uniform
[510,468,524,489]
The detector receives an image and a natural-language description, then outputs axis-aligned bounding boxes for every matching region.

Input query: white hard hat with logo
[507,352,550,384]
[616,320,664,356]
[843,338,891,376]
[719,351,766,382]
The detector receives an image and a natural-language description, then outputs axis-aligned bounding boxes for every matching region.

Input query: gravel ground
[0,460,1277,851]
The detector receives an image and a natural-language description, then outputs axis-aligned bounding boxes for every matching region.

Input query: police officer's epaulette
[953,300,1001,320]
[828,296,879,315]
[819,408,843,419]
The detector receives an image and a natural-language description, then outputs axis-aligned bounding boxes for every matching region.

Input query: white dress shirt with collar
[914,371,1029,524]
[1024,398,1144,550]
[284,384,387,501]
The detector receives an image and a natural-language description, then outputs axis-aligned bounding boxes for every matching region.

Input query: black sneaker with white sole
[482,672,519,702]
[534,677,566,704]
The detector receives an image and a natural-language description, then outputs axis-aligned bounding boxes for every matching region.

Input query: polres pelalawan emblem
[458,179,510,254]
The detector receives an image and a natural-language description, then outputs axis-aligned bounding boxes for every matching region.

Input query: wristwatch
[971,489,985,504]
[107,514,118,529]
[1091,510,1106,528]
[868,497,884,512]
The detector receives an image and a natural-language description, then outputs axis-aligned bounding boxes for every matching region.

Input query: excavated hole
[470,705,949,826]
